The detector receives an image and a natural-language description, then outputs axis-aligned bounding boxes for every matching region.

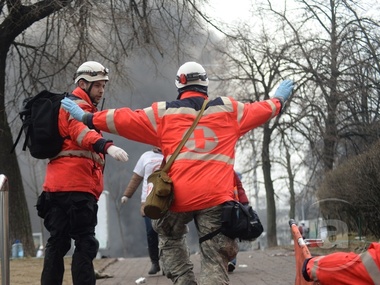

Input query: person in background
[39,61,129,285]
[303,223,310,239]
[228,171,249,273]
[299,222,309,239]
[61,61,294,285]
[121,147,163,275]
[298,223,305,239]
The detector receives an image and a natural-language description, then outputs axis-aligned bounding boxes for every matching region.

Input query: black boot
[147,236,160,275]
[148,262,160,275]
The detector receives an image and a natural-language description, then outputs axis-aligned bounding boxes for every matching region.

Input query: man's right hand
[61,97,85,121]
[121,196,129,204]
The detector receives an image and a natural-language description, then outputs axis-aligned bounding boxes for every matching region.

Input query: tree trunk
[0,0,77,258]
[262,124,277,247]
[0,48,35,257]
[286,147,295,220]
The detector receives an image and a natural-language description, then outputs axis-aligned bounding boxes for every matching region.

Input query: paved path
[95,247,296,285]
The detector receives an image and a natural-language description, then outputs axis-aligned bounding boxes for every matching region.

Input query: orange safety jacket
[304,242,380,285]
[88,91,282,211]
[43,87,110,200]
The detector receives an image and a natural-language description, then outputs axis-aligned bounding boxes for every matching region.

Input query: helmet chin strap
[82,82,97,106]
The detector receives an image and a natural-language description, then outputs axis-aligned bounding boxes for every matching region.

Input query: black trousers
[41,192,99,285]
[144,216,159,263]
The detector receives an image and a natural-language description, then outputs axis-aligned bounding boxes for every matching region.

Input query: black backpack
[11,90,72,159]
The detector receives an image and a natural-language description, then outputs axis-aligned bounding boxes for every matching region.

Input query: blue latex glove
[273,79,294,102]
[61,97,85,121]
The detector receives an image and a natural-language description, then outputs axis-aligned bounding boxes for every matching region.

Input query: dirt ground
[2,241,371,285]
[4,249,295,285]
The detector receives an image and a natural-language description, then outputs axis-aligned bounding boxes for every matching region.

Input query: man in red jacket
[61,61,294,285]
[302,242,380,284]
[39,61,129,285]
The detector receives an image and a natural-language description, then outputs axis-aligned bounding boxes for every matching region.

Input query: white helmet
[74,61,109,84]
[175,62,209,89]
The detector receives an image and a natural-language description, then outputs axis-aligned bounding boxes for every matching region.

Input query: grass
[1,257,114,285]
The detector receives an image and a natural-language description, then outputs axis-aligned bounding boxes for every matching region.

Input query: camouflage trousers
[152,205,238,285]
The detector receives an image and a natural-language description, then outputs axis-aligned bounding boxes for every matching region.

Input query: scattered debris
[95,269,113,279]
[135,277,146,284]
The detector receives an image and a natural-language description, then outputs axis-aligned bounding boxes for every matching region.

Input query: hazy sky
[208,0,252,24]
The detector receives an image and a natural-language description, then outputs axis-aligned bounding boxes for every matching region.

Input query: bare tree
[0,0,77,257]
[265,0,380,227]
[267,0,380,170]
[205,0,380,246]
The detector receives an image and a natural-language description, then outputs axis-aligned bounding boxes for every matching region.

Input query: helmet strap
[79,80,97,106]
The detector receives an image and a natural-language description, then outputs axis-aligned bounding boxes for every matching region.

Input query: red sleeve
[238,98,282,136]
[235,172,249,205]
[92,105,160,147]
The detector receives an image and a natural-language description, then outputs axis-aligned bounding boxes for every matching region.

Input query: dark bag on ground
[199,200,264,243]
[10,90,72,159]
[144,169,174,220]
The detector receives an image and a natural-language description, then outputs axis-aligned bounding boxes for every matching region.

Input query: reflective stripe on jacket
[306,242,380,285]
[90,91,282,211]
[43,87,106,199]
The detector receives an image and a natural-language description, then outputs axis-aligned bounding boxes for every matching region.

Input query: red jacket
[88,91,282,211]
[43,87,108,199]
[305,242,380,284]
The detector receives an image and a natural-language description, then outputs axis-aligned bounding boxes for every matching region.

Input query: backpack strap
[10,113,32,154]
[199,228,221,244]
[10,128,24,153]
[66,93,80,100]
[22,126,31,151]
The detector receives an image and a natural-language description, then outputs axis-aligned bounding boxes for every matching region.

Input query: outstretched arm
[61,97,160,146]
